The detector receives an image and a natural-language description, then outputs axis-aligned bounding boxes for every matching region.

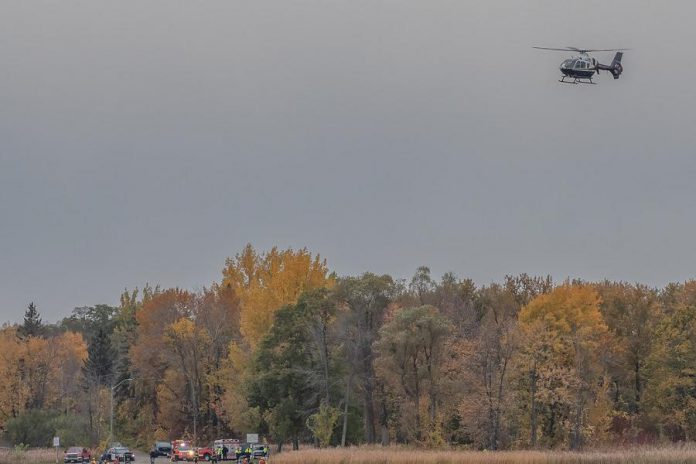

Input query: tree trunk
[341,373,352,447]
[571,400,582,450]
[492,355,509,451]
[363,392,376,443]
[379,384,390,446]
[362,352,377,443]
[530,366,538,448]
[634,360,641,413]
[189,375,198,447]
[413,355,421,441]
[321,321,331,405]
[87,387,95,443]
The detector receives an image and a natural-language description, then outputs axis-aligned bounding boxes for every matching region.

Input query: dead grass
[0,447,60,464]
[271,445,696,464]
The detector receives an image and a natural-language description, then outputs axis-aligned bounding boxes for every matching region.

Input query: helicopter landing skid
[559,76,596,84]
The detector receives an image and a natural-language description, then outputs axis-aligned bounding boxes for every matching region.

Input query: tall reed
[271,445,696,464]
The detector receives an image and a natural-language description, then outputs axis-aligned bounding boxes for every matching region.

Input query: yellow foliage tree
[218,342,262,434]
[0,327,87,429]
[517,284,608,449]
[47,331,87,412]
[644,281,696,441]
[222,244,334,348]
[0,327,29,424]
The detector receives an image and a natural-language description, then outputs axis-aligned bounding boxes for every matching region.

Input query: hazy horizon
[3,1,696,323]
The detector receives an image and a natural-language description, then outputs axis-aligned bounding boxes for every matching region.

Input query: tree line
[2,244,696,451]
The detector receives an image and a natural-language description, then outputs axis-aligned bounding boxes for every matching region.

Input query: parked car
[102,446,134,462]
[152,441,173,457]
[64,447,91,463]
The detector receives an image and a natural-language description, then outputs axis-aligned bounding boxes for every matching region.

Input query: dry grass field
[272,446,696,464]
[0,447,60,464]
[4,446,696,464]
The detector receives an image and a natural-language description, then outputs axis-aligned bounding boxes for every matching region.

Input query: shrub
[5,410,58,447]
[5,410,89,447]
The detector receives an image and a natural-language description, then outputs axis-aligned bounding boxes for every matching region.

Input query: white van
[214,438,241,452]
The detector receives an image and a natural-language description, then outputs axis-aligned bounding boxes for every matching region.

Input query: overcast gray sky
[2,1,695,323]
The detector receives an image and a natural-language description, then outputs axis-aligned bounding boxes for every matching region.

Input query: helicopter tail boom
[597,52,624,79]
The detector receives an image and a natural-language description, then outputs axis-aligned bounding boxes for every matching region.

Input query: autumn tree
[196,284,241,438]
[644,281,696,440]
[516,284,608,449]
[164,318,210,445]
[0,327,30,423]
[595,282,661,423]
[0,325,87,441]
[333,273,395,444]
[128,288,194,443]
[125,284,240,446]
[50,331,88,414]
[433,273,479,338]
[376,305,452,443]
[222,244,334,348]
[457,285,519,450]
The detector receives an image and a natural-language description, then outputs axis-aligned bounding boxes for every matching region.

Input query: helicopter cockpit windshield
[560,58,593,71]
[561,59,575,69]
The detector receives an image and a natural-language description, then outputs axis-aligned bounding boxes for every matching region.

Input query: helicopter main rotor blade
[533,46,577,51]
[534,46,630,53]
[579,48,630,52]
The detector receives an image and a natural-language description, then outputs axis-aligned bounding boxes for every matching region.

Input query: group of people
[147,444,269,464]
[212,444,269,464]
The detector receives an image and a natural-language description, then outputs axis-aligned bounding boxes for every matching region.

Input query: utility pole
[110,378,134,444]
[190,376,198,447]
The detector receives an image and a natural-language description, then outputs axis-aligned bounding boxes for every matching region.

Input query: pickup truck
[196,445,215,461]
[64,447,91,463]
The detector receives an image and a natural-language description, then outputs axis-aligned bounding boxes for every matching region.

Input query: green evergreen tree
[82,326,115,385]
[18,302,43,339]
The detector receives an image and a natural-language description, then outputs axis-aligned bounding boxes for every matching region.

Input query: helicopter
[533,47,628,84]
